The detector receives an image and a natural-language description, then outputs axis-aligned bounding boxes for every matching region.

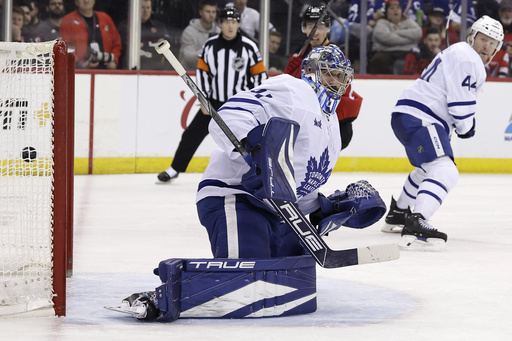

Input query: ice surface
[1,172,511,340]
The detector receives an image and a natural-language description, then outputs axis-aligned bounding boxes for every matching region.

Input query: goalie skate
[104,292,158,320]
[104,302,148,318]
[399,213,447,251]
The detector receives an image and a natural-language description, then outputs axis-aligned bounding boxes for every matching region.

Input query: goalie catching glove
[241,117,300,202]
[310,180,387,236]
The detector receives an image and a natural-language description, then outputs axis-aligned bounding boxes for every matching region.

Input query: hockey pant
[197,194,304,259]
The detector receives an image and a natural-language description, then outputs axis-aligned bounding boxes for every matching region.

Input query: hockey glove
[241,117,300,202]
[309,180,387,236]
[456,118,475,139]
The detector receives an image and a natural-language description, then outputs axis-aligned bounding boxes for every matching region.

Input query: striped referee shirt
[196,32,268,103]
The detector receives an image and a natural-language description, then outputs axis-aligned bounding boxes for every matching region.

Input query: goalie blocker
[109,256,317,322]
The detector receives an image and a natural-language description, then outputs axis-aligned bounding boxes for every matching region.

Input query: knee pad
[421,156,459,193]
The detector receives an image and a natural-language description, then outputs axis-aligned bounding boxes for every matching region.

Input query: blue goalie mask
[301,45,354,115]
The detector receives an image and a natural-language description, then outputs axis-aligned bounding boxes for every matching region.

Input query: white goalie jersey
[196,74,342,215]
[393,42,486,137]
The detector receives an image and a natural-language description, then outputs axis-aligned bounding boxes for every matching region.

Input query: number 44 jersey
[393,41,486,138]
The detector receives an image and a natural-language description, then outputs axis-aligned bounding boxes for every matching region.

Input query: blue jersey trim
[396,99,450,134]
[198,179,247,192]
[447,100,476,107]
[451,112,474,120]
[226,97,264,108]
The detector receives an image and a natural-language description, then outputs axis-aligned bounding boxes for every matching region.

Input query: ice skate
[104,292,159,320]
[381,197,410,233]
[156,171,179,184]
[399,213,447,251]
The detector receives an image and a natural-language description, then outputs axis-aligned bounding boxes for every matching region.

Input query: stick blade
[356,244,400,265]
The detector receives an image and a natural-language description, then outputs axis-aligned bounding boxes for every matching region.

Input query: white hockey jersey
[393,42,486,137]
[196,74,342,215]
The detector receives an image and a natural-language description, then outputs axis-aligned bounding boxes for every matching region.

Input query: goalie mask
[467,15,504,65]
[301,45,354,116]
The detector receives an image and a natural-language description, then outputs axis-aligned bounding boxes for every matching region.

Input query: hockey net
[0,40,74,316]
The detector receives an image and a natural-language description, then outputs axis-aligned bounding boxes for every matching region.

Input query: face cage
[315,61,354,97]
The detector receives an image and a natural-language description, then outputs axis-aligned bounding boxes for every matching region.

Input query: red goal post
[0,39,74,317]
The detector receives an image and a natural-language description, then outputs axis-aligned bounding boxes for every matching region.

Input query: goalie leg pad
[154,256,317,321]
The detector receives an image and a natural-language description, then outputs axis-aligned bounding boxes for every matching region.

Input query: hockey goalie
[106,44,394,321]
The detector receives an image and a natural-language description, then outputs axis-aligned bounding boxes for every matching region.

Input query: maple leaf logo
[297,148,332,198]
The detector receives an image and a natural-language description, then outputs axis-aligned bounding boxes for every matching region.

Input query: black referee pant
[171,99,224,173]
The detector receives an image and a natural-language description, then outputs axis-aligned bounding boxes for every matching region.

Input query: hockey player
[382,16,504,249]
[284,5,363,150]
[110,45,387,322]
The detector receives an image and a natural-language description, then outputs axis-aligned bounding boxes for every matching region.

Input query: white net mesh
[0,41,56,315]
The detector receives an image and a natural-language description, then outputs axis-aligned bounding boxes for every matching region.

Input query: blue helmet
[301,45,354,115]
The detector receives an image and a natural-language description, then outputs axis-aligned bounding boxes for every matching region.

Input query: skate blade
[104,303,146,317]
[381,223,403,233]
[399,235,446,251]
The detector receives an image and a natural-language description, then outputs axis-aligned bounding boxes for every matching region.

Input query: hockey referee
[158,6,268,183]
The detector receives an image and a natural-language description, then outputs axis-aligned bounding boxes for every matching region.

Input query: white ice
[1,172,511,340]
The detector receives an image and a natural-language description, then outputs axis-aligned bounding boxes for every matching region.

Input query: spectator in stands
[18,1,42,42]
[486,46,510,78]
[422,5,458,50]
[331,0,350,19]
[474,0,500,21]
[178,0,220,71]
[347,0,384,68]
[59,0,122,69]
[430,0,476,34]
[12,6,25,42]
[390,0,426,25]
[118,0,170,70]
[35,0,66,41]
[268,30,287,73]
[369,0,422,74]
[404,27,441,75]
[487,0,512,78]
[27,1,40,27]
[499,0,512,37]
[226,0,274,41]
[506,41,512,77]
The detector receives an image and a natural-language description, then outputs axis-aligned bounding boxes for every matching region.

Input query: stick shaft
[156,41,248,159]
[297,0,334,58]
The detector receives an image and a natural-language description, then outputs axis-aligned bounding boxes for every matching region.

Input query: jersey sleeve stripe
[226,97,265,108]
[447,100,477,107]
[198,179,246,192]
[451,112,474,120]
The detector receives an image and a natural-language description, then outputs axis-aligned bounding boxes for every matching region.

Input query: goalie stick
[155,41,399,268]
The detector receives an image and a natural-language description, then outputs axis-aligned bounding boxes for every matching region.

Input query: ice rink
[2,172,511,340]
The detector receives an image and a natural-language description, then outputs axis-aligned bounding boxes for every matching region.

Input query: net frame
[0,39,74,317]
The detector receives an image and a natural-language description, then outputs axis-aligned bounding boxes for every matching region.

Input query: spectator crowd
[2,0,512,77]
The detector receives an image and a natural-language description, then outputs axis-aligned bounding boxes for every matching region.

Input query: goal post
[0,39,74,317]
